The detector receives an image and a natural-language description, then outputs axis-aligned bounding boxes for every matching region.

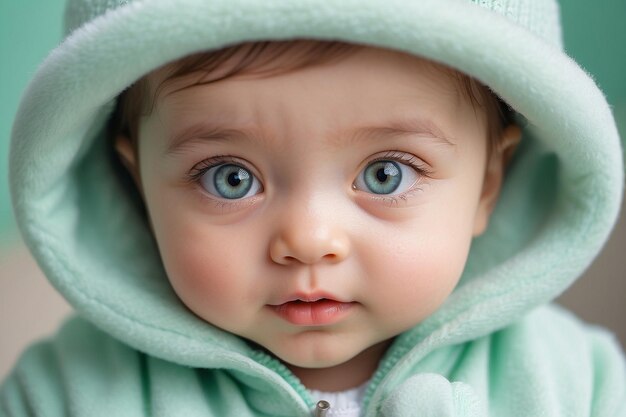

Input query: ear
[114,134,142,191]
[472,125,521,236]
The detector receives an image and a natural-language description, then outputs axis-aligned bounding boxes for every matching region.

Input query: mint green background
[0,1,65,247]
[1,1,625,245]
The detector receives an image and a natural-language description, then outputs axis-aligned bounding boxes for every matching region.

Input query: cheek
[358,211,472,323]
[148,202,263,321]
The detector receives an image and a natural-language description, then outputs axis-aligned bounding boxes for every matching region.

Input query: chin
[278,349,354,369]
[281,338,393,374]
[267,338,365,369]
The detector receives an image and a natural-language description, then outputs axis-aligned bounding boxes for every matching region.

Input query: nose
[269,204,351,266]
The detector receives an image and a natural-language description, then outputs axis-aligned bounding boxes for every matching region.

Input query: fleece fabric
[2,0,625,416]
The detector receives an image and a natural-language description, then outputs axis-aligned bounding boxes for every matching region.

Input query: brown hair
[110,39,513,157]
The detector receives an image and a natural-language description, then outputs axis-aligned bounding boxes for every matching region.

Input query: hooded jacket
[2,0,625,416]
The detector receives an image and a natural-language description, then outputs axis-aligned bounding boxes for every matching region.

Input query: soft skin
[116,46,518,391]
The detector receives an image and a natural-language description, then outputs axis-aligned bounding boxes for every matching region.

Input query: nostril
[269,230,350,265]
[284,255,298,264]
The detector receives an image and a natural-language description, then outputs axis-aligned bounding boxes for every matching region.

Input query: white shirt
[309,380,369,417]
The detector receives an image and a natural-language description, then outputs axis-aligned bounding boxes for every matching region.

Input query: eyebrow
[166,116,456,155]
[166,124,267,155]
[339,117,457,148]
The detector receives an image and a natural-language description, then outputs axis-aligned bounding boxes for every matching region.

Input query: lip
[268,291,354,326]
[272,291,349,305]
[269,299,355,326]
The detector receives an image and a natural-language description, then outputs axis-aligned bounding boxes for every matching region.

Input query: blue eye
[354,160,419,195]
[200,163,262,199]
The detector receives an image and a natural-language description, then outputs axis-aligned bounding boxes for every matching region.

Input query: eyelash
[187,155,246,183]
[185,151,432,208]
[362,151,432,206]
[370,151,430,174]
[186,155,258,210]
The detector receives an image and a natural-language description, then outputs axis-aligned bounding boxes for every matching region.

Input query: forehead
[147,45,468,109]
[157,49,464,122]
[137,45,488,158]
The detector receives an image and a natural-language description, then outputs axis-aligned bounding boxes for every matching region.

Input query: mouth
[268,297,355,326]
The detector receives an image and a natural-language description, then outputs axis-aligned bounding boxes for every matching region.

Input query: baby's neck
[286,340,392,392]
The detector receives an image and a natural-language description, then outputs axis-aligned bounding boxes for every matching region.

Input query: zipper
[313,400,330,417]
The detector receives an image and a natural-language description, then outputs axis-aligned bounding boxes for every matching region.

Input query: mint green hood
[3,0,625,415]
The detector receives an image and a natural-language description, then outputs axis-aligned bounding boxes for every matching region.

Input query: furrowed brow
[348,117,457,147]
[166,116,456,155]
[166,123,267,155]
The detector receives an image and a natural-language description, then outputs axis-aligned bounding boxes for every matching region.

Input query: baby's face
[130,46,498,374]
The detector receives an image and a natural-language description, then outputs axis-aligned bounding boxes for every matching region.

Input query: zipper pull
[314,400,330,417]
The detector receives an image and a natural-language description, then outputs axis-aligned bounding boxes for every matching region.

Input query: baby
[111,40,519,393]
[3,0,624,416]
